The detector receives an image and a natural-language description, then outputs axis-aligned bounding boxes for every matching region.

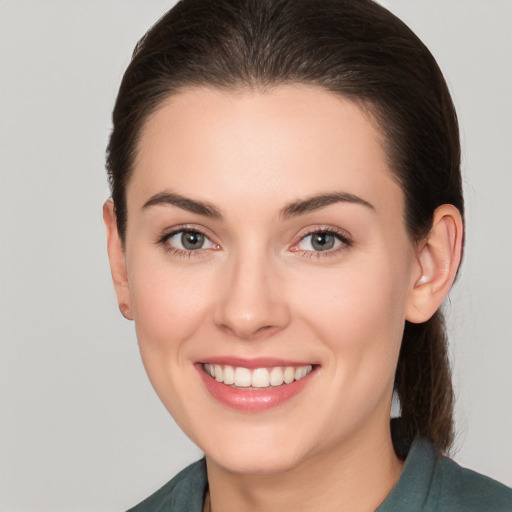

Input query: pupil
[181,231,204,250]
[312,232,334,251]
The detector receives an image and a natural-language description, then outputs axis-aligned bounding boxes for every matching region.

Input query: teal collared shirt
[127,438,512,511]
[377,439,511,511]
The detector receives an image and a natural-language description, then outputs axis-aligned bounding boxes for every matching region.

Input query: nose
[213,251,291,341]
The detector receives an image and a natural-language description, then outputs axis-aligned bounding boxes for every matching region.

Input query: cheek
[291,252,411,380]
[126,255,218,423]
[127,253,215,357]
[299,261,407,334]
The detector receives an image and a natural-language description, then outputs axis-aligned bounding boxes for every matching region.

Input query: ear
[103,199,133,320]
[405,204,463,324]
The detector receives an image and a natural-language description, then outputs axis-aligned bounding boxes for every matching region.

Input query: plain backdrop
[0,1,511,510]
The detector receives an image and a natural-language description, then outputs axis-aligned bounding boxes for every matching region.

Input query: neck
[205,424,403,512]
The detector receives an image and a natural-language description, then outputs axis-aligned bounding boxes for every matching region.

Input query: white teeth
[223,365,235,385]
[295,366,311,380]
[204,363,313,388]
[234,367,252,387]
[251,368,270,388]
[214,364,223,382]
[283,366,295,384]
[269,367,284,386]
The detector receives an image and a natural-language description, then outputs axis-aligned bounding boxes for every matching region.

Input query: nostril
[216,321,281,341]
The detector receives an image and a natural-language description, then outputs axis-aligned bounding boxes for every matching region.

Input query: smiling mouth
[203,363,314,389]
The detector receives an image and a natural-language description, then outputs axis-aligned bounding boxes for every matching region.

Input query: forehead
[129,85,403,215]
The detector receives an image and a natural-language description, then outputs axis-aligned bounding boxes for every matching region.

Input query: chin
[207,446,306,476]
[199,422,316,476]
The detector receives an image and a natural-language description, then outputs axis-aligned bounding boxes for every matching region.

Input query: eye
[162,229,217,252]
[292,229,351,254]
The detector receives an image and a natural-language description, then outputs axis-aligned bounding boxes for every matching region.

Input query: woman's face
[120,85,421,474]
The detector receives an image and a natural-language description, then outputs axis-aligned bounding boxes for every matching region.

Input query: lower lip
[196,365,316,412]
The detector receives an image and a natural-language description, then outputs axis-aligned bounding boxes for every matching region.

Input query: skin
[104,85,463,512]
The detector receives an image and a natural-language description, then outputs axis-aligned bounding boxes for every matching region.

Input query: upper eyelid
[158,224,214,241]
[295,226,352,243]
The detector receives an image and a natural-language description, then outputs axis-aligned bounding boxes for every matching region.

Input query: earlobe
[103,200,133,320]
[405,204,463,324]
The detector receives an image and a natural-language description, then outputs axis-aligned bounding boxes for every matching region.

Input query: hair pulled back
[106,0,464,455]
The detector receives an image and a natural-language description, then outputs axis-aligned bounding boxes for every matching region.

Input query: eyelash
[290,227,353,258]
[156,225,217,258]
[156,226,352,259]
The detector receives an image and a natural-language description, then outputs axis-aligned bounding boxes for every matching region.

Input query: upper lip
[198,356,316,369]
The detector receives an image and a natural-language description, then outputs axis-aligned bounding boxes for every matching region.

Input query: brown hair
[106,0,463,456]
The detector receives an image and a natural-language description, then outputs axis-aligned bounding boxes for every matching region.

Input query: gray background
[0,1,510,510]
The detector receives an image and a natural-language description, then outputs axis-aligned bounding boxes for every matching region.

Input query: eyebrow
[142,191,223,218]
[280,192,374,219]
[142,190,374,220]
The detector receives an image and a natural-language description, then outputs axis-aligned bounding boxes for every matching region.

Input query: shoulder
[378,438,512,512]
[126,459,207,512]
[435,452,512,511]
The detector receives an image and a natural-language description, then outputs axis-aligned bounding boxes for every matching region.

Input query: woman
[103,0,512,510]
